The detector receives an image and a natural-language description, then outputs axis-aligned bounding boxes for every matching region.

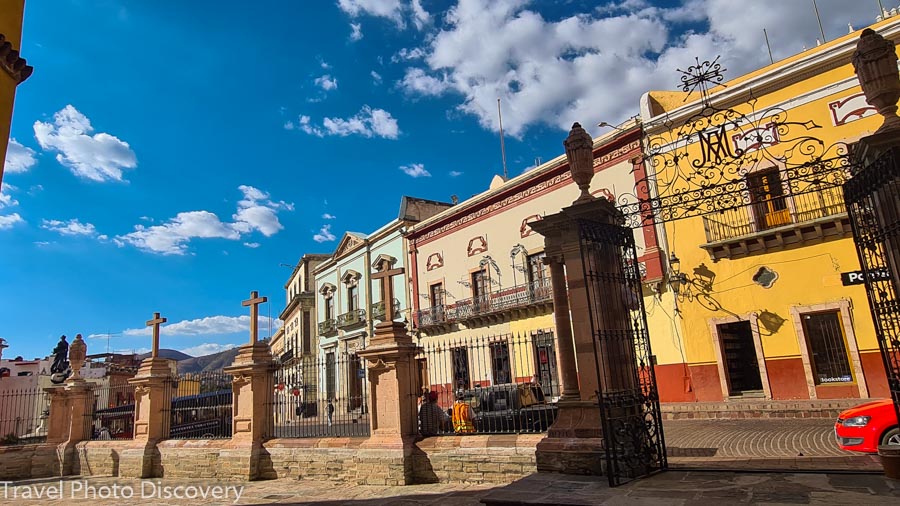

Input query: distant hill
[177,347,240,374]
[137,348,193,361]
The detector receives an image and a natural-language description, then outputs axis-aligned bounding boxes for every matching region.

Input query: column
[222,342,274,480]
[119,357,174,478]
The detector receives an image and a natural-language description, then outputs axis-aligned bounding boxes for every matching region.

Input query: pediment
[333,233,366,258]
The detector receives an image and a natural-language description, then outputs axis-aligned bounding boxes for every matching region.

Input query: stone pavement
[1,471,898,505]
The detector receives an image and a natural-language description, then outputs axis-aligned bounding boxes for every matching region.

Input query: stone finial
[68,334,87,380]
[852,28,900,133]
[564,122,596,204]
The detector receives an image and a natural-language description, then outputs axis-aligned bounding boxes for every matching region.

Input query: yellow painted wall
[646,25,891,371]
[0,0,26,185]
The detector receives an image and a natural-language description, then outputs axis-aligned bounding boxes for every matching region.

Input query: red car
[834,399,900,453]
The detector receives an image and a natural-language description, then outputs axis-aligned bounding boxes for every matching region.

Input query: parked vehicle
[91,389,232,440]
[834,399,900,453]
[464,382,558,433]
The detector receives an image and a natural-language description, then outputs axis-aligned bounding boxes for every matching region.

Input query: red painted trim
[410,239,420,315]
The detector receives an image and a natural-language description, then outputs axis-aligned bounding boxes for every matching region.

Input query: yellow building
[640,18,895,402]
[0,0,32,186]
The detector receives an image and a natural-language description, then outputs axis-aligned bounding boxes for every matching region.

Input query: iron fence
[413,330,559,436]
[270,351,370,438]
[90,381,135,440]
[167,371,233,439]
[0,386,49,445]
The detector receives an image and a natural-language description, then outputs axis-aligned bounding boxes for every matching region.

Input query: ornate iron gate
[578,218,667,486]
[843,146,900,427]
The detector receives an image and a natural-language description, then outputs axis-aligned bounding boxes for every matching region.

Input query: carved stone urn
[68,333,87,380]
[852,28,900,133]
[564,122,596,204]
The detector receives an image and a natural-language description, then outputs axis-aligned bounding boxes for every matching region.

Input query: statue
[49,335,70,384]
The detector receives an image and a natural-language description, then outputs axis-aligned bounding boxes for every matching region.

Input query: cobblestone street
[664,418,849,457]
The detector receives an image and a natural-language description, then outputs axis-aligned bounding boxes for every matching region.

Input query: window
[471,269,487,298]
[527,252,548,284]
[490,341,512,385]
[749,168,790,230]
[801,311,853,384]
[430,283,444,308]
[325,351,336,400]
[451,347,470,391]
[324,296,334,321]
[302,312,311,354]
[347,285,358,311]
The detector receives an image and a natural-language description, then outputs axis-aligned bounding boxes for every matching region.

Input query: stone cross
[242,290,267,345]
[371,258,404,322]
[145,312,167,359]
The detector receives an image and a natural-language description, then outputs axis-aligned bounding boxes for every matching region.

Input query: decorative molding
[520,215,542,238]
[0,34,33,85]
[319,282,337,297]
[467,236,488,257]
[333,233,366,258]
[426,252,444,271]
[592,140,642,168]
[341,270,362,287]
[371,253,397,270]
[828,92,877,126]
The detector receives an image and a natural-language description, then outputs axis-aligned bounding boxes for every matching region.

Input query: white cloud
[119,314,281,338]
[338,0,404,26]
[298,106,400,139]
[371,70,382,84]
[231,185,291,237]
[139,216,154,222]
[41,218,101,237]
[180,343,238,357]
[243,242,260,248]
[314,74,339,91]
[397,0,869,137]
[4,139,37,174]
[283,120,296,130]
[400,163,431,178]
[322,213,336,219]
[320,59,332,70]
[313,224,336,243]
[0,213,24,230]
[115,186,292,255]
[33,105,137,182]
[411,0,431,30]
[0,183,18,209]
[399,68,450,96]
[393,47,427,62]
[350,22,363,41]
[449,170,463,177]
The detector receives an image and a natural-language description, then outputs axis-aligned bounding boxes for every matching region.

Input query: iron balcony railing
[702,187,846,243]
[336,309,366,329]
[415,278,552,329]
[318,319,337,335]
[371,298,401,321]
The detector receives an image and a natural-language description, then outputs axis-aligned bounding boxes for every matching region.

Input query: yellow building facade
[0,0,32,186]
[640,19,895,402]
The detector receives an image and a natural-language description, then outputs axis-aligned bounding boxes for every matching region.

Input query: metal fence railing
[167,371,233,439]
[0,387,49,445]
[90,381,136,440]
[414,330,559,436]
[270,351,370,438]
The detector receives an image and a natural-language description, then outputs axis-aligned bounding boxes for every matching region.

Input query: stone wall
[156,440,230,479]
[74,441,123,477]
[0,443,60,480]
[411,434,541,484]
[260,438,411,485]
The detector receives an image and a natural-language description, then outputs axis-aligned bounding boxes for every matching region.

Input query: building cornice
[0,34,33,85]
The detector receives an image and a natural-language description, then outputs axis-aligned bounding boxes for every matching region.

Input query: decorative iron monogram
[619,78,854,228]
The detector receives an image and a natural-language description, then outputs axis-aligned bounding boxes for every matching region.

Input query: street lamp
[668,252,688,296]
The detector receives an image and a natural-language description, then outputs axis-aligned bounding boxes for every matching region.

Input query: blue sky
[0,0,875,360]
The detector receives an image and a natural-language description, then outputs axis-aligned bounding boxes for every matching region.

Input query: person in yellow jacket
[451,391,475,433]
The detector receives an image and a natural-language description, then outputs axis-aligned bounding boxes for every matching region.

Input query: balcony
[370,298,400,321]
[318,319,337,336]
[414,278,553,332]
[336,309,366,329]
[701,188,851,261]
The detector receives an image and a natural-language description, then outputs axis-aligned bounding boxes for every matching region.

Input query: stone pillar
[44,387,70,445]
[356,317,419,486]
[119,357,174,478]
[542,242,579,401]
[222,342,274,480]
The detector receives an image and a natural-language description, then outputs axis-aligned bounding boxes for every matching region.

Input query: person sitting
[451,391,475,434]
[418,390,449,437]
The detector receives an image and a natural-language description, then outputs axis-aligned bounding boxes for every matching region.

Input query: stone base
[118,442,161,478]
[0,443,62,480]
[535,401,606,475]
[261,438,410,485]
[878,445,900,480]
[411,434,540,484]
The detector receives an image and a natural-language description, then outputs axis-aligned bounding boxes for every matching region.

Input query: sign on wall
[840,268,891,286]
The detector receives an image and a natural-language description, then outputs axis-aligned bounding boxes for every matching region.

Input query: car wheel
[881,427,900,446]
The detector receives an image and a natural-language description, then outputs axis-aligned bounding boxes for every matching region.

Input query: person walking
[326,399,335,428]
[451,391,475,434]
